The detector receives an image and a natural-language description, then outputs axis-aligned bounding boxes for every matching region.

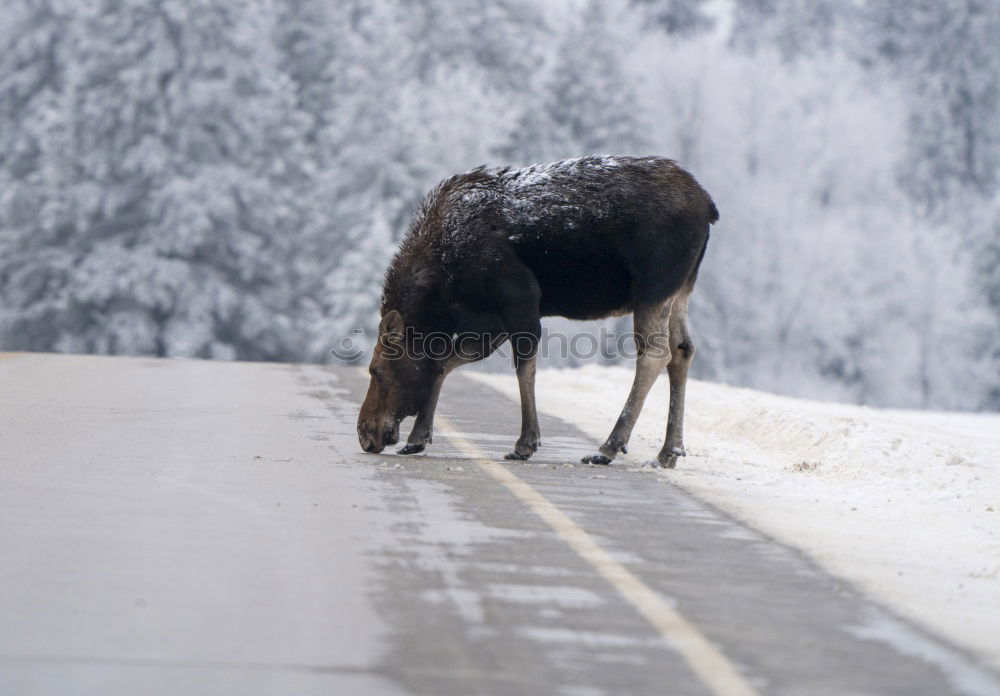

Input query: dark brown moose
[357,156,718,468]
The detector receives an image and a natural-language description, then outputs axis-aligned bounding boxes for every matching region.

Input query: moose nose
[358,424,385,454]
[361,435,385,454]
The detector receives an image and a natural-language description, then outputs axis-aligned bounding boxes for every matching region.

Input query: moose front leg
[485,261,543,461]
[506,351,541,460]
[583,302,671,465]
[398,372,445,455]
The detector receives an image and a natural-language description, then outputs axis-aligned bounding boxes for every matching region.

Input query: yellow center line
[436,415,759,696]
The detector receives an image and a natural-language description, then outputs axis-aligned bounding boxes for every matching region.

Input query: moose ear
[380,309,404,336]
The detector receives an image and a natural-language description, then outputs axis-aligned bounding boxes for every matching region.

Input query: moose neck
[382,231,450,326]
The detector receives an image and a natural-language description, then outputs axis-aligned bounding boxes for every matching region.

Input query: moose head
[357,310,445,454]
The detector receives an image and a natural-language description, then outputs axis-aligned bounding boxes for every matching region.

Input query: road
[1,352,996,696]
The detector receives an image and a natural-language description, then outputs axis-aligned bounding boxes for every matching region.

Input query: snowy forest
[1,0,998,411]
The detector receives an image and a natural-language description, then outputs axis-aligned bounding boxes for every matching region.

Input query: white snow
[501,156,623,190]
[503,158,580,189]
[466,365,1000,670]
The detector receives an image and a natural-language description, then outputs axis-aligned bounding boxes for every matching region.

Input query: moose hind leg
[653,296,694,469]
[582,302,671,465]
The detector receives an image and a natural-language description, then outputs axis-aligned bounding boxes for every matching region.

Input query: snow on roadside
[466,365,1000,670]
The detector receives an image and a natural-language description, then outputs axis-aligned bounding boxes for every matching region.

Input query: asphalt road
[1,353,997,696]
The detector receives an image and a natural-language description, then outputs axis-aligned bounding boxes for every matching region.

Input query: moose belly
[527,251,632,320]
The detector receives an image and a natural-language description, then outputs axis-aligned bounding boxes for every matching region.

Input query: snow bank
[466,366,1000,670]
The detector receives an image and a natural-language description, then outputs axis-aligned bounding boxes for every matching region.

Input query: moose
[357,155,718,468]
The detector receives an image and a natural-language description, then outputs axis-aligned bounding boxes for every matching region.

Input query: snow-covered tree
[273,0,339,143]
[857,0,1000,213]
[729,0,854,59]
[405,0,545,89]
[505,0,648,164]
[855,0,1000,406]
[0,0,71,349]
[1,0,315,359]
[632,0,715,36]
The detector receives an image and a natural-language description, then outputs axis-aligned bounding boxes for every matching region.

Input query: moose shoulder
[357,155,718,468]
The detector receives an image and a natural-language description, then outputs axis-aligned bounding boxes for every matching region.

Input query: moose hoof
[505,440,539,461]
[581,453,612,465]
[505,436,539,461]
[397,442,426,455]
[654,447,686,469]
